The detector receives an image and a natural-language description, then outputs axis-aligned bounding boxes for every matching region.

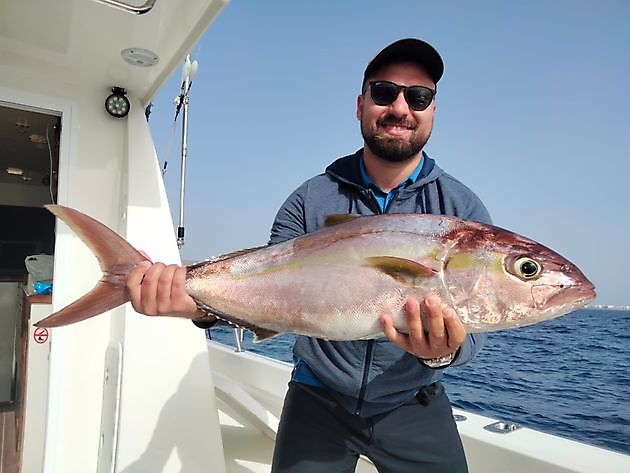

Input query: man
[128,38,490,473]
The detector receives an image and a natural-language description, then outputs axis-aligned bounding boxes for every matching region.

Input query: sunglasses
[368,80,436,111]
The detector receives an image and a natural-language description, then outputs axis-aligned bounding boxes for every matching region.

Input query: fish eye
[514,257,541,279]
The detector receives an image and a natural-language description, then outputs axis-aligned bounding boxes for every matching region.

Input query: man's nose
[388,91,410,115]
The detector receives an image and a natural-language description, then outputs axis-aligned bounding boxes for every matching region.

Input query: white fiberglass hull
[206,341,630,473]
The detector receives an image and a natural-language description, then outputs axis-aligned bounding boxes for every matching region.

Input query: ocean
[209,308,630,455]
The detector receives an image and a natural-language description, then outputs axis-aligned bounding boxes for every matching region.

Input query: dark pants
[272,381,468,473]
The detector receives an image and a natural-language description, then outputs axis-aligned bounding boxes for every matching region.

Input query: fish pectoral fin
[365,256,438,286]
[324,214,361,227]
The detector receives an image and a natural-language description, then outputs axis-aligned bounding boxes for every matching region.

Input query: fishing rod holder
[233,327,245,352]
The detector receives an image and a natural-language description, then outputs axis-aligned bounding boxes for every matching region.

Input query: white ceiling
[0,0,227,191]
[0,0,228,105]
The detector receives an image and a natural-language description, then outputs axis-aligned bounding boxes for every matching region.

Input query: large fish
[36,205,595,340]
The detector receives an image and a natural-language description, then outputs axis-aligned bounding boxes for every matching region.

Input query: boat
[0,1,628,471]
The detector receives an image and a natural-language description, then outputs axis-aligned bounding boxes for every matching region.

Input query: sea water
[208,308,630,455]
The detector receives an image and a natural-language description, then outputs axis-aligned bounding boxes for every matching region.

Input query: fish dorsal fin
[187,246,267,269]
[365,256,438,287]
[324,214,361,227]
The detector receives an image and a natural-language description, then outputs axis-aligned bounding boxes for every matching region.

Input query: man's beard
[361,115,431,163]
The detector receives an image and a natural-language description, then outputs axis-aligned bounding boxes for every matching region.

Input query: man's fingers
[173,266,201,315]
[382,297,466,360]
[381,314,412,353]
[172,266,189,302]
[443,307,466,349]
[423,295,447,347]
[127,260,152,313]
[156,264,178,314]
[404,298,424,341]
[126,260,197,318]
[405,298,431,354]
[139,262,165,315]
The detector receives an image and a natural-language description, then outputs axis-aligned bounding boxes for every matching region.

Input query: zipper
[352,190,381,415]
[353,189,383,415]
[362,189,382,214]
[354,339,375,415]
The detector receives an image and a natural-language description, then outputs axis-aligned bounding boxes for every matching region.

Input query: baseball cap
[363,38,444,87]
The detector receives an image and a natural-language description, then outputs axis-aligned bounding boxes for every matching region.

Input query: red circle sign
[34,327,49,344]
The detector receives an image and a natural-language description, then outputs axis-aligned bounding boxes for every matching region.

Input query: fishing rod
[175,55,198,248]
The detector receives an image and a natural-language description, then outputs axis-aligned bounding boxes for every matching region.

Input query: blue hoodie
[269,149,491,417]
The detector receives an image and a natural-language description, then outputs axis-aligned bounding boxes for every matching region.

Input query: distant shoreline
[587,304,630,311]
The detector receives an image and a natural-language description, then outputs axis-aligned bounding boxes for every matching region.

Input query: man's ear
[356,94,363,121]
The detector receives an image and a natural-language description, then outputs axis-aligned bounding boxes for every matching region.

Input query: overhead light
[29,134,48,144]
[29,134,48,149]
[15,118,30,131]
[105,87,130,118]
[7,167,24,176]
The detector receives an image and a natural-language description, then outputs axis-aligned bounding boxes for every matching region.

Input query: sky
[148,0,630,306]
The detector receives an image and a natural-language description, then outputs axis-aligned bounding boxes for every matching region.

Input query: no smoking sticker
[34,327,49,344]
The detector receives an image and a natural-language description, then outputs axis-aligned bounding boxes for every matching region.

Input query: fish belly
[186,263,444,340]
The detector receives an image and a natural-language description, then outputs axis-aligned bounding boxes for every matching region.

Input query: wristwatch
[420,352,457,369]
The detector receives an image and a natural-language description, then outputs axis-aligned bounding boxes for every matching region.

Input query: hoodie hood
[324,149,441,192]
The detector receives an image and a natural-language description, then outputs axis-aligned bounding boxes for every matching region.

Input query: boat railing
[233,327,245,352]
[90,0,157,15]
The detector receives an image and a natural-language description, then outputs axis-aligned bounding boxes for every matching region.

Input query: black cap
[363,38,444,87]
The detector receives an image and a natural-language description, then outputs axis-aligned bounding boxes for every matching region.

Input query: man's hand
[380,295,466,359]
[127,260,205,319]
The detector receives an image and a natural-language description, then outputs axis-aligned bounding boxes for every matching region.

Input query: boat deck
[1,405,19,473]
[220,411,274,472]
[220,411,376,473]
[209,342,630,473]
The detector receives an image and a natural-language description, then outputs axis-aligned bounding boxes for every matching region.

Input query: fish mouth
[533,282,597,311]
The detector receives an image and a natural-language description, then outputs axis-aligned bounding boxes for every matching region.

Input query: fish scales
[186,216,450,340]
[35,206,596,340]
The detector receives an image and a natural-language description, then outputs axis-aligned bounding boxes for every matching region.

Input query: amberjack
[36,205,595,340]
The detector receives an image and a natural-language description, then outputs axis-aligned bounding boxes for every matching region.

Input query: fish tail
[35,205,149,328]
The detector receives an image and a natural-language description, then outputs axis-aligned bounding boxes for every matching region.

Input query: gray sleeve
[450,332,486,367]
[451,186,491,366]
[463,190,492,225]
[268,183,308,245]
[437,173,492,225]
